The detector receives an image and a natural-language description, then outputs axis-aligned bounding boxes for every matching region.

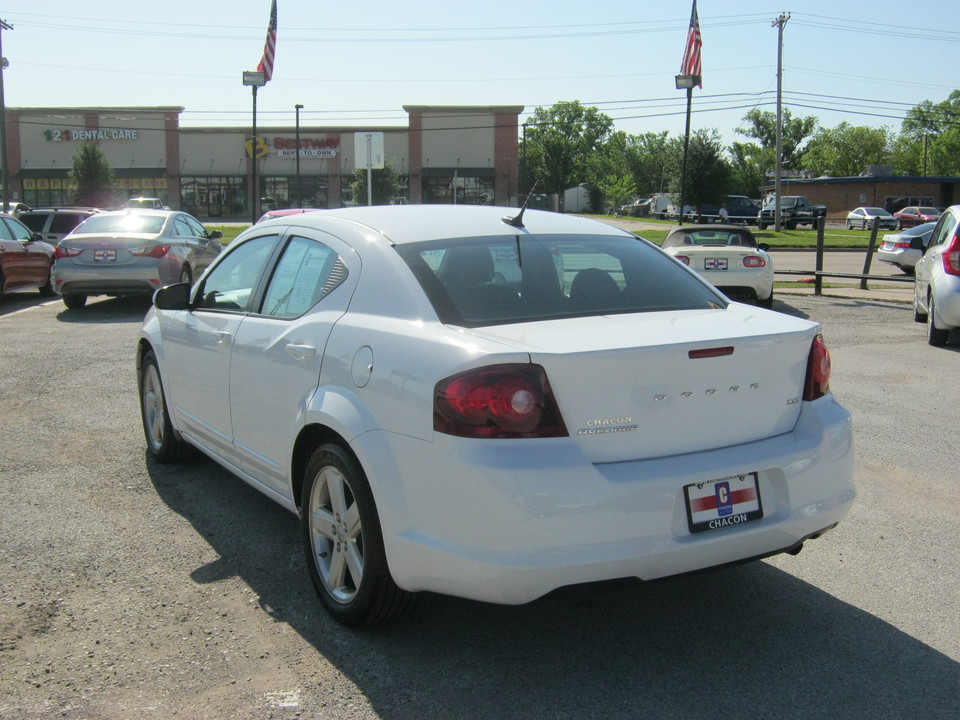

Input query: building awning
[18,167,167,179]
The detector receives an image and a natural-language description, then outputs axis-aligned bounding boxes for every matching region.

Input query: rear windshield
[74,214,166,235]
[18,214,46,232]
[395,234,725,327]
[662,229,758,248]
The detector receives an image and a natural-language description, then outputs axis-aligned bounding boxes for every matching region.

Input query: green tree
[69,141,114,207]
[596,174,637,213]
[900,91,960,175]
[521,101,615,207]
[736,108,818,170]
[623,131,674,196]
[669,129,732,209]
[727,141,770,198]
[351,158,402,206]
[801,123,891,177]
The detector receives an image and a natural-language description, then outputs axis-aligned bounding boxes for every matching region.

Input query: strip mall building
[5,104,523,220]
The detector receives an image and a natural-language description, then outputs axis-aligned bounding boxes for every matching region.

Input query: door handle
[214,330,231,344]
[286,343,315,360]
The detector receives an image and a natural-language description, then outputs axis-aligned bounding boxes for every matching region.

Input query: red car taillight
[803,334,832,402]
[674,255,690,265]
[434,364,568,439]
[130,244,171,258]
[55,246,82,258]
[743,256,767,268]
[941,233,960,276]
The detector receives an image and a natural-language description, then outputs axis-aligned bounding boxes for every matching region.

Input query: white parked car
[137,205,855,626]
[661,224,775,307]
[876,222,936,275]
[913,205,960,346]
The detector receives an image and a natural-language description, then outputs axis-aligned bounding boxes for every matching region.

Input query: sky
[1,1,958,146]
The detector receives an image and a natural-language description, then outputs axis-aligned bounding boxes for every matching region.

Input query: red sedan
[0,213,56,304]
[894,206,941,228]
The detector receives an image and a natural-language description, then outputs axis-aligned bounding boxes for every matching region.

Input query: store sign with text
[44,128,140,142]
[273,136,339,158]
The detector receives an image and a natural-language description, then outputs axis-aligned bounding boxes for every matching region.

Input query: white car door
[915,213,957,312]
[160,233,280,460]
[228,232,356,498]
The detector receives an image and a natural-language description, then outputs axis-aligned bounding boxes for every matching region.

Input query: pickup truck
[124,197,168,210]
[757,196,826,230]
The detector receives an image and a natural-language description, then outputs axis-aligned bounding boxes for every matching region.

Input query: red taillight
[130,244,171,258]
[434,364,568,439]
[675,255,690,265]
[743,256,766,268]
[55,246,82,258]
[803,334,832,402]
[893,241,911,249]
[942,234,960,276]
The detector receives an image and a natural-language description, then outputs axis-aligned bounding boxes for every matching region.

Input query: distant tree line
[520,91,960,212]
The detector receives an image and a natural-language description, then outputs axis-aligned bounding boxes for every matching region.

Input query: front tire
[139,349,188,462]
[927,294,950,346]
[302,444,411,626]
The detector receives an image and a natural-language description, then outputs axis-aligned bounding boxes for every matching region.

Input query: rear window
[662,230,758,248]
[395,234,725,327]
[74,214,166,235]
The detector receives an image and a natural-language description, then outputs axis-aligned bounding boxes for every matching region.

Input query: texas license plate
[684,473,763,534]
[94,249,116,262]
[704,257,728,270]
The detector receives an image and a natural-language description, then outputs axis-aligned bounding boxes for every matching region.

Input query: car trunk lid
[466,306,817,463]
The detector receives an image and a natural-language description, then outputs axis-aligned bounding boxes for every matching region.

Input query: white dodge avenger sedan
[137,205,855,626]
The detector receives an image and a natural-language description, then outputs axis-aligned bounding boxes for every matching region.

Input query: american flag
[257,0,278,82]
[680,0,702,87]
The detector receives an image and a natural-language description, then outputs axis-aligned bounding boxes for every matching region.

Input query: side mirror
[208,230,223,240]
[757,242,770,252]
[31,232,44,243]
[153,282,192,310]
[909,237,926,250]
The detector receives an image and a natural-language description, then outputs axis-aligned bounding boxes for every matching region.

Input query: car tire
[301,443,411,627]
[927,295,950,347]
[757,222,767,230]
[62,293,87,309]
[180,265,192,285]
[757,292,774,309]
[39,263,56,297]
[139,349,189,463]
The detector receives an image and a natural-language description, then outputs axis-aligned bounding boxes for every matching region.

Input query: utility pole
[0,19,12,213]
[772,13,790,231]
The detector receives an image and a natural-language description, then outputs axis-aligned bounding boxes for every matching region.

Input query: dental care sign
[44,129,140,141]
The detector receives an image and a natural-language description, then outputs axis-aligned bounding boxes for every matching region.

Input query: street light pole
[675,73,700,226]
[242,71,266,224]
[295,103,303,206]
[0,20,13,213]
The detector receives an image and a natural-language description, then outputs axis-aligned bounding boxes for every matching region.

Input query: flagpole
[677,0,702,226]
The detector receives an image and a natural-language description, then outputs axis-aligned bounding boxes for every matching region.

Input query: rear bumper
[53,265,163,297]
[366,395,855,604]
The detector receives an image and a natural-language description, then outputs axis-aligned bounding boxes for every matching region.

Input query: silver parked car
[876,222,936,275]
[53,210,223,309]
[913,205,960,346]
[845,207,898,231]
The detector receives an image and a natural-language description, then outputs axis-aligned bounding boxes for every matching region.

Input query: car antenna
[502,180,540,229]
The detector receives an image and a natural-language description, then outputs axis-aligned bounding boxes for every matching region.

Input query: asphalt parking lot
[0,291,957,720]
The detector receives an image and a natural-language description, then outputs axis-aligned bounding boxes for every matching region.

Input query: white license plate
[94,249,116,262]
[704,258,728,271]
[683,473,763,534]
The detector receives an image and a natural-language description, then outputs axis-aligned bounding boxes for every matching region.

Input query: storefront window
[181,177,248,219]
[422,174,495,205]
